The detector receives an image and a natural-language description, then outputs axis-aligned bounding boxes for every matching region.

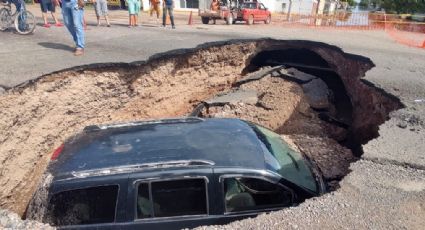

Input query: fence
[270,12,425,48]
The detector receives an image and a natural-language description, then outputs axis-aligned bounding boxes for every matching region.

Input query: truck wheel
[201,17,210,25]
[265,15,271,24]
[226,14,233,25]
[247,15,254,25]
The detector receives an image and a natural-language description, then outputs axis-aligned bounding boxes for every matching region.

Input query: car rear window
[241,3,256,9]
[137,178,208,219]
[47,185,118,226]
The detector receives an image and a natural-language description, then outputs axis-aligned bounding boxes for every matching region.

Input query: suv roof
[49,118,268,181]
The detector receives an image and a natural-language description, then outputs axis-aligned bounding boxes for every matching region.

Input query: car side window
[46,185,119,226]
[136,178,208,219]
[223,177,293,213]
[260,4,266,10]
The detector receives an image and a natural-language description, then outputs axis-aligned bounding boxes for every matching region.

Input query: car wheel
[201,17,210,25]
[247,15,254,25]
[265,15,271,24]
[226,13,233,25]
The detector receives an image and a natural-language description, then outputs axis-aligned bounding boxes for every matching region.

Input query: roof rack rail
[67,160,215,179]
[83,117,204,132]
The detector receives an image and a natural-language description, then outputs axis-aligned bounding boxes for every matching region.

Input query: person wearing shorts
[126,0,140,27]
[40,0,63,27]
[92,0,110,26]
[149,0,160,19]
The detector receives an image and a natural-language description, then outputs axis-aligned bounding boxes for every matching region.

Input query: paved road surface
[1,4,425,230]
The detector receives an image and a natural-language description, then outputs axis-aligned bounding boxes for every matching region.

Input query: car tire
[247,15,254,25]
[265,15,271,24]
[226,13,233,25]
[201,17,210,25]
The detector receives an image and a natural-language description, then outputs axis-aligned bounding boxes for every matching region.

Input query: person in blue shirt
[7,0,24,13]
[53,0,85,56]
[162,0,175,29]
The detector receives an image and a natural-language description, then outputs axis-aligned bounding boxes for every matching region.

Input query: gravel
[196,160,425,230]
[0,209,54,229]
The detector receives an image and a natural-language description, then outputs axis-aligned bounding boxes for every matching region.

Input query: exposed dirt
[0,43,257,216]
[198,75,356,187]
[0,39,403,223]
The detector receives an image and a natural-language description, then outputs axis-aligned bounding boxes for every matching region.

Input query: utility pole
[287,0,292,21]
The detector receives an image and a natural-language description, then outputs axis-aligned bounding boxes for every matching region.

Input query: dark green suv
[27,118,325,229]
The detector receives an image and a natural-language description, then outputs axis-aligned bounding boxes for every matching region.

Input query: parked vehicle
[27,117,325,229]
[198,0,271,25]
[237,1,271,25]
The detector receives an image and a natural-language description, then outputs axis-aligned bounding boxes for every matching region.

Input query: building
[131,0,339,13]
[268,0,340,14]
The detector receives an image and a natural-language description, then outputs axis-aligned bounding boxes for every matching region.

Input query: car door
[259,3,268,21]
[214,168,295,216]
[47,175,129,229]
[125,168,226,229]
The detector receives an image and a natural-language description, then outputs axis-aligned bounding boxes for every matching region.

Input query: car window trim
[49,183,120,225]
[133,176,210,221]
[219,175,295,215]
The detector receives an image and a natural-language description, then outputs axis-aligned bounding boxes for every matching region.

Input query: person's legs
[94,1,101,25]
[100,0,110,26]
[40,2,50,26]
[49,4,62,25]
[71,5,85,50]
[154,4,160,18]
[42,12,49,25]
[168,6,174,28]
[62,3,77,44]
[51,13,60,24]
[105,15,110,26]
[162,6,167,26]
[128,0,135,26]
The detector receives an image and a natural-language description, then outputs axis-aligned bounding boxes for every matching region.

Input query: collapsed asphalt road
[0,39,424,229]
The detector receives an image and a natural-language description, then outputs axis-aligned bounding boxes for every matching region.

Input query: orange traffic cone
[188,11,193,25]
[422,40,425,48]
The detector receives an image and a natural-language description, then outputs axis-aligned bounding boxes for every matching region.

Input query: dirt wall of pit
[0,39,403,221]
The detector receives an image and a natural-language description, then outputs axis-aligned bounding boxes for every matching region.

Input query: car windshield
[248,123,319,193]
[241,3,256,9]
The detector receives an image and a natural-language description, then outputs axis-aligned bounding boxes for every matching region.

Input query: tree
[340,0,356,6]
[361,0,425,13]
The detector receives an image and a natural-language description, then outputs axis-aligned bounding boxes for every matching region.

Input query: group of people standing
[38,0,176,56]
[125,0,176,28]
[39,0,85,56]
[133,0,175,28]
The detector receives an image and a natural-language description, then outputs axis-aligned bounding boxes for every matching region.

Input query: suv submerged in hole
[27,118,325,229]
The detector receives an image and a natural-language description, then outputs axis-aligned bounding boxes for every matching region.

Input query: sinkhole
[0,39,403,226]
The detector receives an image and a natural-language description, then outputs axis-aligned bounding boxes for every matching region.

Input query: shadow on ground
[38,42,74,51]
